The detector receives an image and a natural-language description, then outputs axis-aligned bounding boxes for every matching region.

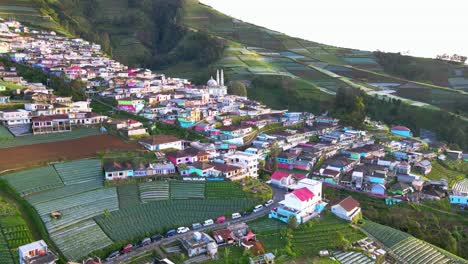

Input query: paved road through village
[105,186,287,264]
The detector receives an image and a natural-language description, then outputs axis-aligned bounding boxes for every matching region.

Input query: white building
[206,69,227,97]
[18,240,57,264]
[0,108,31,125]
[270,179,324,224]
[139,135,184,151]
[224,151,259,179]
[331,196,361,221]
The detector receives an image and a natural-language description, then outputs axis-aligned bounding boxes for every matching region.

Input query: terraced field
[205,181,248,199]
[54,159,102,185]
[291,213,366,255]
[3,166,64,197]
[117,184,140,209]
[34,188,119,233]
[50,220,113,261]
[95,199,256,241]
[426,161,465,187]
[332,251,374,264]
[170,181,205,199]
[26,181,103,206]
[139,182,169,202]
[362,221,466,263]
[0,232,13,264]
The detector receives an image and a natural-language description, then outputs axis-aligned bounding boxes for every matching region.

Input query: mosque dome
[207,77,218,87]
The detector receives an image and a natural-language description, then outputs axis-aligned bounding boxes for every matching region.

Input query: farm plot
[361,220,412,248]
[139,182,169,202]
[95,199,255,241]
[291,213,366,255]
[362,221,466,263]
[0,134,139,171]
[26,181,103,206]
[332,251,373,264]
[205,182,248,200]
[170,181,205,199]
[1,225,33,249]
[0,232,13,264]
[35,188,118,233]
[117,184,140,209]
[54,159,102,185]
[3,166,64,197]
[50,220,113,261]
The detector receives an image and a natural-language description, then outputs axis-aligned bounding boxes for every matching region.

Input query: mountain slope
[1,0,468,149]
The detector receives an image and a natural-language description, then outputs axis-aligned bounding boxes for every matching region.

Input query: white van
[253,204,263,212]
[203,219,214,226]
[231,212,241,219]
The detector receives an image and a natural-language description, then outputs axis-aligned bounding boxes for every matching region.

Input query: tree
[228,81,247,97]
[333,231,350,250]
[287,215,299,229]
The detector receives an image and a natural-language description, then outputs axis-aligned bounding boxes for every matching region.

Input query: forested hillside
[2,0,468,149]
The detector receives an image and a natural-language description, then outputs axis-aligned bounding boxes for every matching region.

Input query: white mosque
[206,69,227,97]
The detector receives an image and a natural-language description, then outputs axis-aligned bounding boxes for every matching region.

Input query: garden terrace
[332,251,374,264]
[205,181,248,200]
[0,232,13,264]
[50,220,113,261]
[362,221,466,263]
[361,221,410,248]
[169,181,205,199]
[117,184,141,209]
[291,213,366,255]
[26,181,103,206]
[34,188,119,233]
[54,159,102,185]
[3,166,64,197]
[95,199,256,241]
[139,182,169,202]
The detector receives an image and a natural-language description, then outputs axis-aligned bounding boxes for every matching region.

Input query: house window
[119,172,123,176]
[107,173,112,177]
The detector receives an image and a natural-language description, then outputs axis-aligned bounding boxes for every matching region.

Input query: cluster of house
[0,68,107,135]
[104,134,259,181]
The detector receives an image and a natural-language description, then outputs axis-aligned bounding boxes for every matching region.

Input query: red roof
[271,171,291,180]
[338,196,360,212]
[391,126,410,131]
[292,187,314,201]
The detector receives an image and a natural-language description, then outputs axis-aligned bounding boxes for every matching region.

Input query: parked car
[192,223,202,230]
[253,204,264,212]
[105,251,120,261]
[203,219,214,226]
[177,226,190,234]
[242,211,252,217]
[264,199,274,207]
[165,229,176,237]
[151,234,164,242]
[121,244,133,254]
[141,237,151,246]
[216,216,226,224]
[232,212,241,219]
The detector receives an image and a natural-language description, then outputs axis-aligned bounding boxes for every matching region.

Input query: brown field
[0,134,140,171]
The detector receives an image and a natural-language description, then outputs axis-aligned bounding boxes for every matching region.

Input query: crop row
[54,159,102,185]
[35,188,119,233]
[170,181,205,199]
[51,220,113,261]
[26,181,103,206]
[95,199,255,241]
[392,237,454,264]
[361,221,410,248]
[4,166,64,197]
[139,182,169,202]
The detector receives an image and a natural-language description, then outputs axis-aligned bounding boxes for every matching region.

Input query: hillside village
[0,20,467,264]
